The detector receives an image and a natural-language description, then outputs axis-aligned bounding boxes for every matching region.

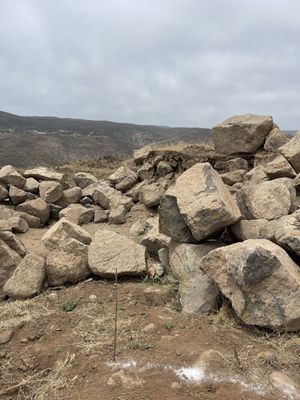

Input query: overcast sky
[0,0,300,128]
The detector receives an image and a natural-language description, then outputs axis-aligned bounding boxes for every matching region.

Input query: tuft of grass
[60,300,77,312]
[128,340,155,350]
[163,321,174,330]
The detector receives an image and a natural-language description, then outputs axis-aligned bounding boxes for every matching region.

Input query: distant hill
[0,111,211,168]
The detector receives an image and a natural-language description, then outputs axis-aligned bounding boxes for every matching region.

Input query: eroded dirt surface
[1,279,299,400]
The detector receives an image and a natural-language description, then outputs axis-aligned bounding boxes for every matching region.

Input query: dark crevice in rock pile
[1,113,300,333]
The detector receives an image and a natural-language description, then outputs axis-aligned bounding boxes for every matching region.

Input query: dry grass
[141,139,214,153]
[0,297,54,331]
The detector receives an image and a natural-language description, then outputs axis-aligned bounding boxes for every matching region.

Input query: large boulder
[17,198,50,225]
[264,127,290,152]
[108,167,138,191]
[74,172,98,189]
[108,205,127,224]
[46,239,90,286]
[57,187,82,208]
[212,114,273,155]
[201,239,300,331]
[3,254,45,299]
[0,216,29,233]
[42,218,92,250]
[231,219,274,241]
[59,204,94,225]
[0,183,8,201]
[279,132,300,173]
[263,155,296,179]
[0,165,26,188]
[24,167,65,184]
[24,177,40,194]
[39,181,64,203]
[236,178,296,220]
[159,163,241,242]
[88,229,147,277]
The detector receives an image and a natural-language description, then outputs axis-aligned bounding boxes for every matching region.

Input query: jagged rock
[17,198,50,225]
[212,114,273,155]
[0,219,11,231]
[139,183,165,208]
[0,165,26,188]
[17,211,41,228]
[159,163,241,242]
[201,239,300,331]
[59,204,94,225]
[24,167,65,184]
[272,210,300,257]
[3,254,45,299]
[57,187,82,208]
[108,205,127,224]
[141,216,171,254]
[74,172,98,189]
[169,240,223,280]
[88,229,147,277]
[179,272,219,315]
[39,181,63,203]
[264,127,290,152]
[133,146,153,164]
[0,231,27,257]
[130,221,145,236]
[0,183,8,201]
[158,248,169,270]
[42,218,92,250]
[94,209,109,223]
[220,169,246,186]
[9,185,28,205]
[279,132,300,173]
[108,167,138,191]
[24,177,40,194]
[46,239,90,286]
[236,178,296,220]
[244,165,269,186]
[0,239,23,289]
[157,161,173,176]
[137,162,154,180]
[80,196,93,206]
[5,216,29,233]
[263,155,296,179]
[214,158,249,173]
[126,181,147,202]
[84,182,133,211]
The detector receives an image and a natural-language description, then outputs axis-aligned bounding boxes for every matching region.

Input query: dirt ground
[1,215,300,400]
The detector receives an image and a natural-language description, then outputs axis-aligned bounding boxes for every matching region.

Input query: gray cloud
[0,0,300,128]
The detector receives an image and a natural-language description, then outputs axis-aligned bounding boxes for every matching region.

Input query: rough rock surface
[236,178,296,220]
[159,163,241,242]
[0,183,8,201]
[88,229,147,277]
[263,155,296,179]
[24,177,40,193]
[141,216,171,254]
[74,172,98,188]
[0,165,26,188]
[42,218,92,250]
[201,239,300,331]
[212,114,273,155]
[264,127,290,152]
[0,239,23,289]
[39,181,64,203]
[16,198,50,225]
[108,205,127,224]
[59,204,94,225]
[85,182,133,211]
[57,187,82,208]
[9,185,28,205]
[24,167,65,184]
[139,183,165,208]
[46,239,89,286]
[3,254,45,299]
[279,132,300,173]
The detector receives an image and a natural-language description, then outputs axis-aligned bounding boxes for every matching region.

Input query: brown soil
[1,217,299,400]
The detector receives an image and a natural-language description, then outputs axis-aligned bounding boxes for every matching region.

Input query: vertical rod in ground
[113,268,118,361]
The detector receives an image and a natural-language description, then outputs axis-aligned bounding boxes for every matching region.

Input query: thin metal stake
[113,268,118,361]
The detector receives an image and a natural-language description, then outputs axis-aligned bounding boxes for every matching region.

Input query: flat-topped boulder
[159,163,241,242]
[0,165,26,188]
[24,167,65,184]
[212,114,273,155]
[88,229,147,278]
[201,239,300,331]
[16,198,50,225]
[42,218,92,250]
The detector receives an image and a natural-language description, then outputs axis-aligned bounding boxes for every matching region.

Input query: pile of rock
[1,113,300,333]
